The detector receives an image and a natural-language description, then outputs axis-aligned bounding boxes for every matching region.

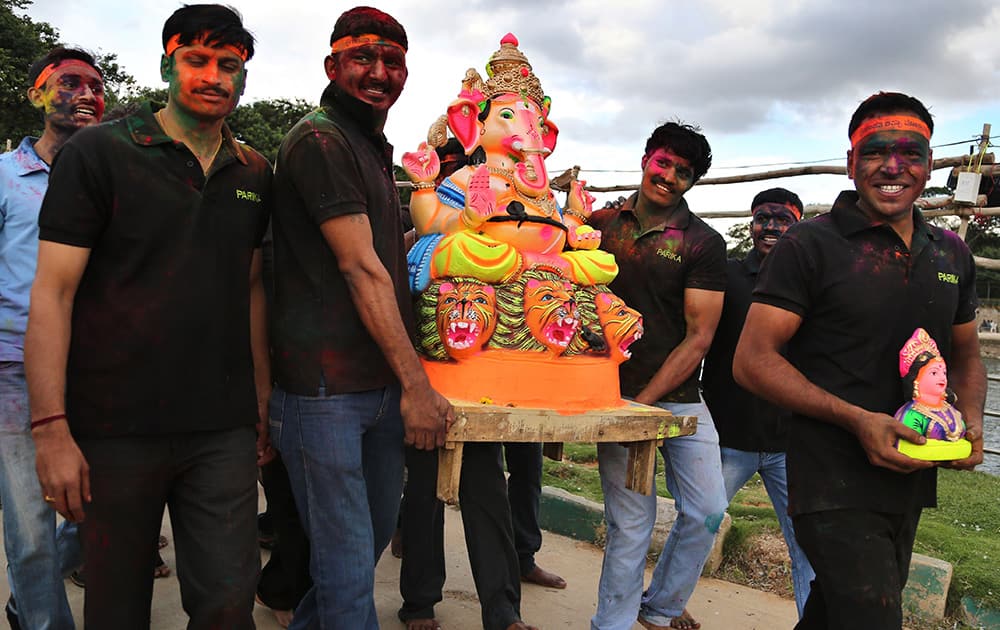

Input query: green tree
[227,98,315,162]
[725,221,752,259]
[0,0,58,143]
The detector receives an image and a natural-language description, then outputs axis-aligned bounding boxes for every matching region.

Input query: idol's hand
[462,165,498,229]
[568,179,595,219]
[401,142,440,184]
[568,225,601,250]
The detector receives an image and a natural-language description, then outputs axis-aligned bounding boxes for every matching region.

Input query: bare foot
[521,564,567,589]
[669,609,701,630]
[405,619,441,630]
[637,609,701,630]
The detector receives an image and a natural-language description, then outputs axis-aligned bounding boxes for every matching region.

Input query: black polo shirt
[270,83,411,396]
[38,102,271,438]
[754,190,978,516]
[589,193,726,403]
[703,249,788,452]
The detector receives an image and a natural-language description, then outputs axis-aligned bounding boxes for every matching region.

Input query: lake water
[979,358,1000,476]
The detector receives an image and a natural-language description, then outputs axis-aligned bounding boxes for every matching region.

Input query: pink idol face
[482,93,550,160]
[915,358,948,404]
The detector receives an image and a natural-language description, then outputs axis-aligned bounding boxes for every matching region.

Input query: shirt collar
[621,192,692,234]
[127,102,247,166]
[830,190,937,243]
[320,82,383,136]
[11,137,48,176]
[741,247,764,274]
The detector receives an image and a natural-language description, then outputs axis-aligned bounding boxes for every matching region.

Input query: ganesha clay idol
[402,34,641,410]
[894,328,972,461]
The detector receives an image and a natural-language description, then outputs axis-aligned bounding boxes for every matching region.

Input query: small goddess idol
[894,328,972,461]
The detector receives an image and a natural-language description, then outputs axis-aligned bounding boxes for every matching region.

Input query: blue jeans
[0,362,79,629]
[721,447,814,617]
[271,383,405,630]
[592,399,728,630]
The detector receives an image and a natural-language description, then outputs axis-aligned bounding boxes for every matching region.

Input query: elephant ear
[447,97,483,153]
[541,117,559,155]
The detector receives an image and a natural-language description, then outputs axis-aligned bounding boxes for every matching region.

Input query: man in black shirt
[269,7,458,629]
[26,6,270,627]
[701,187,814,617]
[735,92,985,629]
[589,122,729,630]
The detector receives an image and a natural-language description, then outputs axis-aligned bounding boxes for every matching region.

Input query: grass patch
[541,444,1000,617]
[915,468,1000,612]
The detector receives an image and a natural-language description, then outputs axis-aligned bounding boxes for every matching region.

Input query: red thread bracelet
[30,413,66,430]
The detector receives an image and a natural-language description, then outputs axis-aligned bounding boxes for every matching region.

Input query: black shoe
[69,569,85,588]
[6,596,21,630]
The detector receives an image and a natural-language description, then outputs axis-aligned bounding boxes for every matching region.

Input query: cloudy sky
[24,0,1000,226]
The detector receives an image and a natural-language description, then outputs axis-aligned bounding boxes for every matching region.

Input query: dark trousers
[398,443,521,630]
[792,507,922,630]
[503,443,543,575]
[257,452,312,611]
[78,426,259,629]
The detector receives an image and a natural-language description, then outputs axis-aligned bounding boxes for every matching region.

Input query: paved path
[0,490,798,629]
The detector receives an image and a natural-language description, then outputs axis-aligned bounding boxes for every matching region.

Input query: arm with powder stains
[248,247,274,466]
[25,240,92,523]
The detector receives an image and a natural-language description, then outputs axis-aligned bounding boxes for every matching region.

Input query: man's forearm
[635,335,709,405]
[24,288,74,420]
[341,263,429,392]
[249,264,271,412]
[734,345,864,433]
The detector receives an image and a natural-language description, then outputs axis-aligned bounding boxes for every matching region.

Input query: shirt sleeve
[280,128,366,226]
[685,227,727,292]
[953,238,978,325]
[752,225,815,317]
[251,152,272,248]
[37,135,111,248]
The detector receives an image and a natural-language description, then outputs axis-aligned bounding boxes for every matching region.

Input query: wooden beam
[437,441,464,504]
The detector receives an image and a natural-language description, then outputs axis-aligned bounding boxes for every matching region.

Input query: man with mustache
[735,92,985,628]
[269,7,458,629]
[0,45,103,630]
[25,5,271,627]
[701,188,814,618]
[588,122,729,630]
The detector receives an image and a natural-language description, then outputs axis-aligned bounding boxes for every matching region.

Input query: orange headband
[330,33,406,56]
[753,202,802,221]
[32,59,98,90]
[850,115,930,148]
[165,33,248,61]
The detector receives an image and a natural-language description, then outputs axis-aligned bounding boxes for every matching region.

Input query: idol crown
[898,327,941,377]
[473,33,546,108]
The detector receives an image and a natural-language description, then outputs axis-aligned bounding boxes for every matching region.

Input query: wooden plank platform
[436,400,697,504]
